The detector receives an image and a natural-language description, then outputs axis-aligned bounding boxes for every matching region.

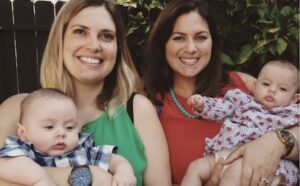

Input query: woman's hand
[224,132,283,186]
[204,158,224,186]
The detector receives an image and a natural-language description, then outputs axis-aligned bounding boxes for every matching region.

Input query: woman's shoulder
[234,71,256,92]
[225,71,256,93]
[0,93,29,146]
[0,93,28,112]
[131,93,160,125]
[131,93,154,108]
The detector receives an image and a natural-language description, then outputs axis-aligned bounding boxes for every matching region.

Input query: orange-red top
[159,71,250,184]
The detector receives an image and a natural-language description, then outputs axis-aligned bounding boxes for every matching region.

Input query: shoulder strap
[127,92,136,124]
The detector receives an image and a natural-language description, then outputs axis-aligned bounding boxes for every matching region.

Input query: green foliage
[116,0,166,73]
[116,0,299,76]
[209,0,299,76]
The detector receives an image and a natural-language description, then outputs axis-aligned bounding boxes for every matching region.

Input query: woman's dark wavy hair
[143,0,224,105]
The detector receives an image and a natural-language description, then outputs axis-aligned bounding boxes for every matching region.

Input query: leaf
[238,45,253,64]
[270,4,279,20]
[256,3,268,18]
[257,19,274,24]
[293,13,300,22]
[280,6,293,17]
[289,27,299,41]
[221,53,234,66]
[266,27,280,33]
[269,45,276,56]
[275,38,287,55]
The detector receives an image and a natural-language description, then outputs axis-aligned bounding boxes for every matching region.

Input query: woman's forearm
[45,166,112,186]
[0,179,25,186]
[285,126,299,160]
[45,167,71,186]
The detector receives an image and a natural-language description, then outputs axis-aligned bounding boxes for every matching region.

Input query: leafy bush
[117,0,299,76]
[209,0,299,76]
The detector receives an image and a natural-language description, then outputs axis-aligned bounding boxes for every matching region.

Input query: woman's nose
[87,35,101,51]
[186,40,197,52]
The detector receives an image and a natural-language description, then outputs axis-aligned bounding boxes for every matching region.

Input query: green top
[82,105,146,186]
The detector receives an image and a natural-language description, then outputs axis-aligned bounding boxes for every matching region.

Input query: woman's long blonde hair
[40,0,141,116]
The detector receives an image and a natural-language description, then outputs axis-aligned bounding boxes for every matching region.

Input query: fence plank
[55,1,65,15]
[14,0,39,94]
[0,0,18,103]
[35,1,54,68]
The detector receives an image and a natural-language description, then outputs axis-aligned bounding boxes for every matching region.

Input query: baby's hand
[187,94,204,113]
[112,163,136,186]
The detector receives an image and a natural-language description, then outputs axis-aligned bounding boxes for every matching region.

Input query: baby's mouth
[52,143,66,150]
[265,96,274,102]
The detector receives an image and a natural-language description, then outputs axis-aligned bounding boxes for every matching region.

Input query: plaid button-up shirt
[0,133,116,171]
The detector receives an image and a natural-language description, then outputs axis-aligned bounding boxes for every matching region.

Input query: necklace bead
[170,88,200,119]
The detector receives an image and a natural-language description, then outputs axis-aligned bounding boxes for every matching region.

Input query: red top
[159,72,250,184]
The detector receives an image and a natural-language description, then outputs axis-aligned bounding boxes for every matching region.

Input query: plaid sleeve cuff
[89,145,117,171]
[0,136,33,158]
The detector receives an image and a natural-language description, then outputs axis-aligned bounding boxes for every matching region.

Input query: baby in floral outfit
[181,60,299,186]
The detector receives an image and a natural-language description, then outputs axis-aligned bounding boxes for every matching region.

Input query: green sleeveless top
[82,105,146,186]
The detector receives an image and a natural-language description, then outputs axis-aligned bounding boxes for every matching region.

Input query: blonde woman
[0,0,171,185]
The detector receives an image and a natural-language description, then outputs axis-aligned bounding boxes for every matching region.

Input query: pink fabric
[200,89,299,186]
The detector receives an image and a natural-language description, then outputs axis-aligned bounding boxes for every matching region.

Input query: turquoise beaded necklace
[169,88,200,119]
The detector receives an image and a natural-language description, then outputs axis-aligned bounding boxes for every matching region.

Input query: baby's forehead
[262,63,299,76]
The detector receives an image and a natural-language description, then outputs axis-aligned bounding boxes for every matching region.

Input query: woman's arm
[235,71,256,92]
[0,157,56,186]
[0,166,112,186]
[133,94,172,186]
[0,94,28,147]
[285,126,299,160]
[224,127,299,186]
[45,166,112,186]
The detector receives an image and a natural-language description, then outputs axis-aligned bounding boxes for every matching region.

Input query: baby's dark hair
[20,88,75,123]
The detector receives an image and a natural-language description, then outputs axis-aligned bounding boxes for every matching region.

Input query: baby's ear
[17,123,27,141]
[251,80,257,93]
[291,93,300,104]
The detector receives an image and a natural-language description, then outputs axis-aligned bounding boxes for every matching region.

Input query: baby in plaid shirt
[182,60,299,186]
[0,88,136,186]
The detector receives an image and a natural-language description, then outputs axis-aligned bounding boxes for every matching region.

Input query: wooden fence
[0,0,66,103]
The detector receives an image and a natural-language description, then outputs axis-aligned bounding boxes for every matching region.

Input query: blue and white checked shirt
[0,133,116,171]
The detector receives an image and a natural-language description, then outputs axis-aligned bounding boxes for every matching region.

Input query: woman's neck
[73,82,104,127]
[173,75,196,98]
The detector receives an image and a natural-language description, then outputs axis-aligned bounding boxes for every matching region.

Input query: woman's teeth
[80,56,100,64]
[180,58,198,65]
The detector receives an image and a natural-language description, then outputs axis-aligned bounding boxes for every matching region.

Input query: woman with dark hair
[143,0,299,185]
[0,0,171,185]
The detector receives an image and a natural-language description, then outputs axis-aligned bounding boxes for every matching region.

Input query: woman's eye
[73,28,85,35]
[101,33,115,42]
[195,35,207,41]
[172,36,184,41]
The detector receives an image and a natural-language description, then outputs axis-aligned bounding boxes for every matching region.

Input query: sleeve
[88,145,117,171]
[274,103,300,128]
[201,89,251,122]
[0,136,34,158]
